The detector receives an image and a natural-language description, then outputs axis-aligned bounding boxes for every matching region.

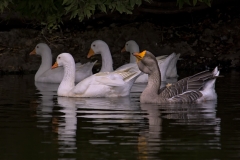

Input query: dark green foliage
[177,0,211,9]
[0,0,211,30]
[14,0,65,30]
[0,0,12,12]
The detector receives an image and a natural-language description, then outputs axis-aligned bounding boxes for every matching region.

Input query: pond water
[0,70,240,160]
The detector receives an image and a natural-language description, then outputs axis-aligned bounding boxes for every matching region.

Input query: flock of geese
[30,40,221,104]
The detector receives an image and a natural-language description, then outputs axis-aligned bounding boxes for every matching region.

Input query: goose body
[117,52,177,82]
[134,50,220,104]
[30,43,95,83]
[121,40,180,81]
[87,40,178,83]
[53,53,142,97]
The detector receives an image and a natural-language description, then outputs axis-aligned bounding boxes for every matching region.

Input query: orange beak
[87,48,95,58]
[133,50,146,62]
[51,62,58,69]
[121,46,126,53]
[29,48,36,55]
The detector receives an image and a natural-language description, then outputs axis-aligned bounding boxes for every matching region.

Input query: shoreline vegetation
[0,1,239,74]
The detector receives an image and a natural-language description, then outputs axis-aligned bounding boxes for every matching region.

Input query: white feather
[31,43,95,83]
[56,53,142,97]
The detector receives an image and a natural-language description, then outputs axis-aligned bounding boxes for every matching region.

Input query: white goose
[87,40,177,82]
[121,40,180,79]
[30,43,95,83]
[87,40,113,72]
[52,53,142,97]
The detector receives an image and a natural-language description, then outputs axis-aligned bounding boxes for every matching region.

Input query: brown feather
[159,69,218,100]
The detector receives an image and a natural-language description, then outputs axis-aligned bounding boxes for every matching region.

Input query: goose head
[121,40,139,54]
[121,40,139,63]
[87,40,109,58]
[133,50,159,75]
[52,53,74,69]
[29,43,51,56]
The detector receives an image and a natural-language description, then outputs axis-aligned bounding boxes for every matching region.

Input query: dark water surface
[0,70,240,160]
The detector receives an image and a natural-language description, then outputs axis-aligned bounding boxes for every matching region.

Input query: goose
[121,40,180,79]
[87,40,176,82]
[133,50,220,104]
[52,53,142,97]
[117,52,177,82]
[30,43,95,83]
[87,40,113,72]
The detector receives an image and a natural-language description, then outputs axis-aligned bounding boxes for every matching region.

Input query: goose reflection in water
[35,82,78,156]
[75,96,141,125]
[138,103,162,160]
[137,100,221,159]
[34,78,220,159]
[34,82,58,128]
[57,97,77,154]
[56,96,141,155]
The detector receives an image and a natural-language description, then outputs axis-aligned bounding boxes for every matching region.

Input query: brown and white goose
[133,50,220,104]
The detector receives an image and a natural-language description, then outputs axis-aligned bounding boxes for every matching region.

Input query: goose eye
[36,46,39,48]
[58,57,61,59]
[93,44,95,47]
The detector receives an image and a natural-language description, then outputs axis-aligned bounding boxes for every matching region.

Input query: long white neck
[58,61,76,96]
[35,49,52,81]
[99,46,113,72]
[129,45,139,63]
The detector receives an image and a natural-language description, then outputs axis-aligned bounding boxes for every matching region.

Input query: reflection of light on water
[33,79,221,159]
[34,82,58,127]
[137,103,163,160]
[76,97,142,124]
[136,101,221,159]
[89,140,115,145]
[164,101,221,150]
[57,97,77,154]
[35,82,78,157]
[73,96,144,148]
[163,101,220,127]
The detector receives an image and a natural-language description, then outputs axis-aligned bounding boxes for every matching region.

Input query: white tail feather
[198,67,220,101]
